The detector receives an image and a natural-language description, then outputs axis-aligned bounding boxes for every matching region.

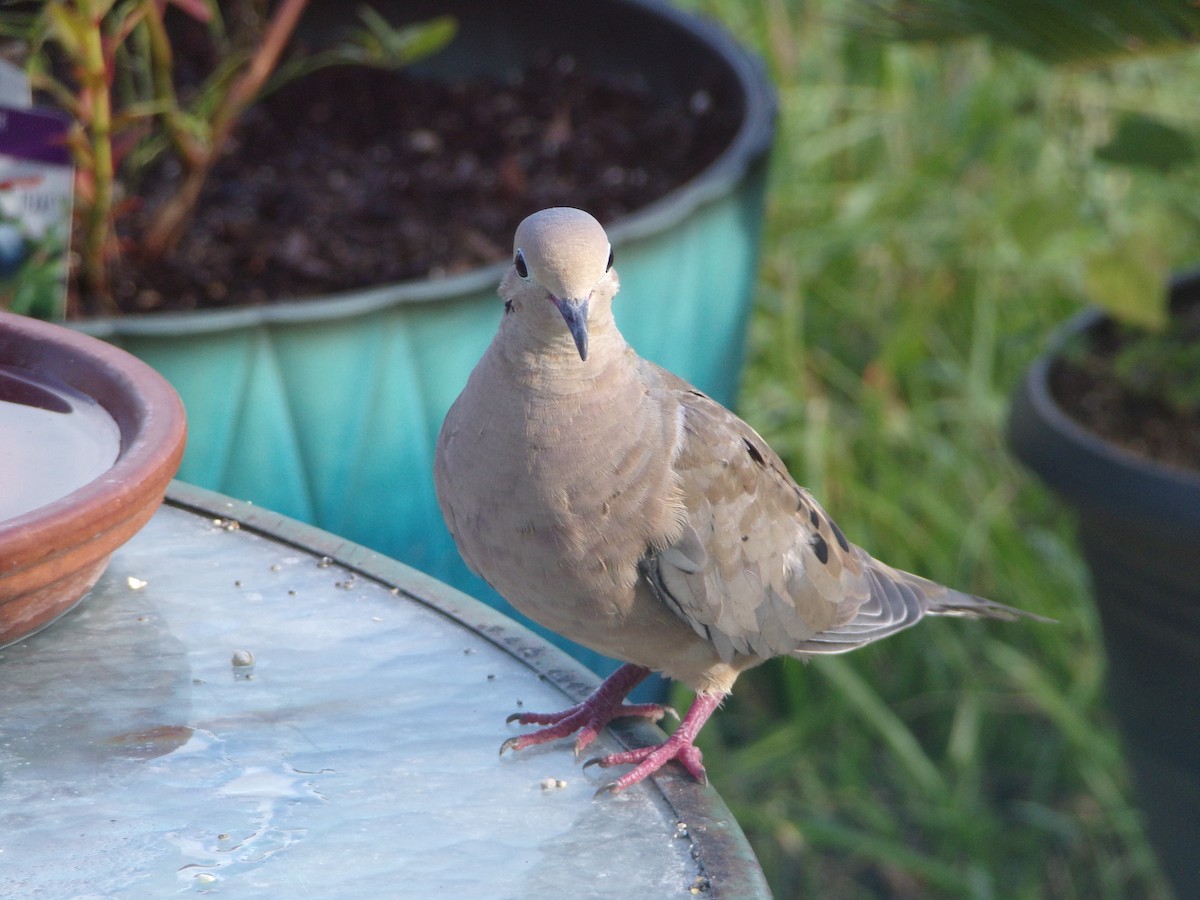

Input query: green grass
[669,1,1200,896]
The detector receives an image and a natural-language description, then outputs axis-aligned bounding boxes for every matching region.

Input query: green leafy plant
[873,0,1200,434]
[1062,299,1200,419]
[1,0,454,315]
[0,216,68,318]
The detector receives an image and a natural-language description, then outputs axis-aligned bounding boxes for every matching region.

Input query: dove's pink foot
[500,663,678,757]
[586,691,725,795]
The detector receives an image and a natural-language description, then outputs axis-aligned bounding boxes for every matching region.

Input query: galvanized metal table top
[0,483,767,898]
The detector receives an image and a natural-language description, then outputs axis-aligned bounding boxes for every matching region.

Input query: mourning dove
[434,207,1042,795]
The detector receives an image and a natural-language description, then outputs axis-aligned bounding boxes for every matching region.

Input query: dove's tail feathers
[870,558,1054,623]
[791,559,1051,656]
[925,593,1053,622]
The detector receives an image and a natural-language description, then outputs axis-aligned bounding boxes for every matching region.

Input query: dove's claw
[582,691,723,794]
[499,736,522,756]
[593,781,620,799]
[501,664,666,757]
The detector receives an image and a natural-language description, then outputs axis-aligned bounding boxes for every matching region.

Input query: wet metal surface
[0,484,767,897]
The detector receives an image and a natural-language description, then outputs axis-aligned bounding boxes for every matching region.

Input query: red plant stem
[140,0,310,261]
[209,0,310,154]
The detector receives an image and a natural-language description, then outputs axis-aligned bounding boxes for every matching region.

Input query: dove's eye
[514,249,530,279]
[605,247,614,272]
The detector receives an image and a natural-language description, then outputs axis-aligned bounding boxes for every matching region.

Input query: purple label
[0,106,72,167]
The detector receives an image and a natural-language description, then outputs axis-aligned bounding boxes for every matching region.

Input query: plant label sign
[0,104,74,320]
[0,60,31,108]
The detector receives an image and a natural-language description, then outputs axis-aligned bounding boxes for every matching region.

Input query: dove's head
[500,207,617,362]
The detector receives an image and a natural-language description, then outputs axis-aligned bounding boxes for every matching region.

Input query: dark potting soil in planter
[1050,289,1200,472]
[104,55,740,316]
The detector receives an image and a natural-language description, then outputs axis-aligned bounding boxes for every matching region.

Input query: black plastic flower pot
[1008,271,1200,897]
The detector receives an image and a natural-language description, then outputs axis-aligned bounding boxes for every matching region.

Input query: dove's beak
[554,296,589,361]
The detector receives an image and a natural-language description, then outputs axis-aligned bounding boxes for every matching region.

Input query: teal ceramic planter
[74,0,776,679]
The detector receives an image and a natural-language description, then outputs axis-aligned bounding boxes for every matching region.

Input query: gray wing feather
[639,367,1045,665]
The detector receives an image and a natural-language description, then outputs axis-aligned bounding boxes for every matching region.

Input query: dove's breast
[435,344,694,654]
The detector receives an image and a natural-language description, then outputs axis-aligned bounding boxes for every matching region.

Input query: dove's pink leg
[500,663,677,757]
[586,691,724,795]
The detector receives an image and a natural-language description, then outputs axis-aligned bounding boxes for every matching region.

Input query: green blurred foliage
[670,0,1200,895]
[869,0,1200,66]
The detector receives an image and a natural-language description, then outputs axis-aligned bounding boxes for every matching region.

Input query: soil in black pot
[106,53,739,315]
[1051,289,1200,472]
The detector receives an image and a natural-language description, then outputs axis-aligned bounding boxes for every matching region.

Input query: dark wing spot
[504,299,513,314]
[809,508,820,528]
[742,437,765,467]
[828,518,851,552]
[810,532,829,565]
